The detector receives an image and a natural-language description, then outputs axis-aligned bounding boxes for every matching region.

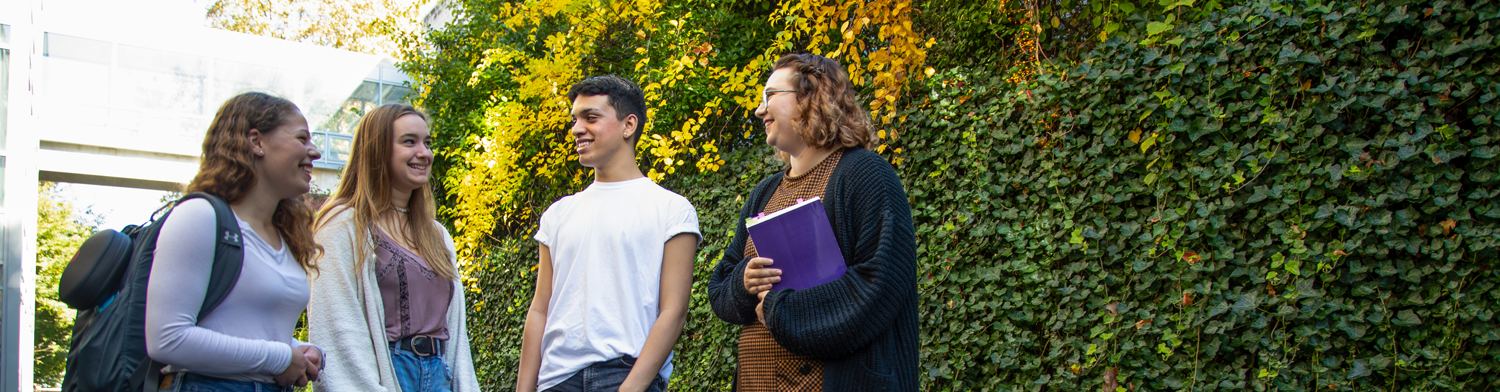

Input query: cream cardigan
[308,208,481,391]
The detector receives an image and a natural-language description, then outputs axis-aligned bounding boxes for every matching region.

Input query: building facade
[0,0,415,389]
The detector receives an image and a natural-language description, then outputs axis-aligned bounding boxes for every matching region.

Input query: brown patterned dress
[737,150,844,392]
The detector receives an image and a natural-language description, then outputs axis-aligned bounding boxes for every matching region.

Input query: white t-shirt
[533,177,700,390]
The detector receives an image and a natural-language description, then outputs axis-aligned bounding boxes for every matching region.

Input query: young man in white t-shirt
[518,75,700,392]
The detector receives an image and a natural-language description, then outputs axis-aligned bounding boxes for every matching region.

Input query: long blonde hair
[187,92,319,271]
[314,104,456,281]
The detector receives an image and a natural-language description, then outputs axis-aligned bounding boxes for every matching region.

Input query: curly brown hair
[773,53,875,150]
[184,92,319,271]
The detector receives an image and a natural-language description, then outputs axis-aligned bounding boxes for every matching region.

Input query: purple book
[747,197,847,291]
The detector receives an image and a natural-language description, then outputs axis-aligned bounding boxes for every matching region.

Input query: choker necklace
[394,206,409,213]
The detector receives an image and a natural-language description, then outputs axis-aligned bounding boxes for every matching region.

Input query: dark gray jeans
[544,356,667,392]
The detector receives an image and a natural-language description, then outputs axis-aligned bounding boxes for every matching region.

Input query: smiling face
[754,68,808,155]
[388,114,433,194]
[569,94,637,168]
[251,109,320,199]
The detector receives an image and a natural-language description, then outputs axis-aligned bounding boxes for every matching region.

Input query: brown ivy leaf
[1440,219,1457,235]
[1106,302,1119,316]
[1267,283,1278,296]
[1182,250,1201,264]
[1181,291,1194,307]
[691,42,712,55]
[1333,249,1348,257]
[1134,319,1152,330]
[1103,367,1119,391]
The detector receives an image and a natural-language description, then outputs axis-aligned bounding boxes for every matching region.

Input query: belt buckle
[411,335,436,356]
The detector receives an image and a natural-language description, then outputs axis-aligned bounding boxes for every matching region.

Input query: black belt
[393,335,446,357]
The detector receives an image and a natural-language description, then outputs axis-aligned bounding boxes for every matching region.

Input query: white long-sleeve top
[307,207,481,391]
[144,198,310,382]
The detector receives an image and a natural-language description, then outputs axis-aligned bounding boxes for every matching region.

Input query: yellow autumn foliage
[429,0,929,265]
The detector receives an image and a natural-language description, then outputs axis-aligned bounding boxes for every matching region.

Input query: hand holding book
[742,257,781,295]
[746,197,846,291]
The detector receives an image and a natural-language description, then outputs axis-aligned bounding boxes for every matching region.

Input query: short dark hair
[567,75,647,144]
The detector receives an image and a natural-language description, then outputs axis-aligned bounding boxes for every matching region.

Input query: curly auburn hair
[184,92,319,271]
[773,53,875,150]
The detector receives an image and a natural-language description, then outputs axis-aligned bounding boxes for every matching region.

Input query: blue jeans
[163,372,293,392]
[544,356,667,392]
[391,342,453,392]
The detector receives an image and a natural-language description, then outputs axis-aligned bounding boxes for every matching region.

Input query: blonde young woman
[145,91,324,391]
[308,104,480,391]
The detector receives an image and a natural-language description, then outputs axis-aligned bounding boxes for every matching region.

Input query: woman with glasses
[707,53,919,391]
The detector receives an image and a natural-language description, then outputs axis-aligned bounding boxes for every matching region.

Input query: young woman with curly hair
[145,91,324,390]
[708,53,919,392]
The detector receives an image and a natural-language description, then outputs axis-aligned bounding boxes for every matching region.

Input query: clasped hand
[275,345,323,387]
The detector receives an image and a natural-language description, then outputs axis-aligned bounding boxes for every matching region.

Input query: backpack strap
[130,193,245,392]
[180,192,245,318]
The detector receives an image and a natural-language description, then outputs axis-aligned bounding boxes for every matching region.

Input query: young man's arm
[516,244,556,392]
[621,233,698,392]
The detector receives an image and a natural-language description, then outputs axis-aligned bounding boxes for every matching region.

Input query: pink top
[373,228,453,342]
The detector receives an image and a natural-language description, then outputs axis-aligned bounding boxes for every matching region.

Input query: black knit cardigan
[708,147,919,392]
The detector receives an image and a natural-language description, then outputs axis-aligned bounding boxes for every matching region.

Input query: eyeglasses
[761,88,797,103]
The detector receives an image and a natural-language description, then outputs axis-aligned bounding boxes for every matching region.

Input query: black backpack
[59,192,245,392]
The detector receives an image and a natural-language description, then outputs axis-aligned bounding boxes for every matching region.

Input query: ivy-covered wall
[902,2,1498,389]
[405,0,1498,390]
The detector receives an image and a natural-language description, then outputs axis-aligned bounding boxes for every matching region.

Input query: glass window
[321,81,380,134]
[45,33,112,65]
[0,24,10,45]
[381,84,412,105]
[312,132,354,165]
[352,80,379,103]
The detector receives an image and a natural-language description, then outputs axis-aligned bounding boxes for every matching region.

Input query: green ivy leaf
[1147,21,1175,36]
[1393,310,1423,326]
